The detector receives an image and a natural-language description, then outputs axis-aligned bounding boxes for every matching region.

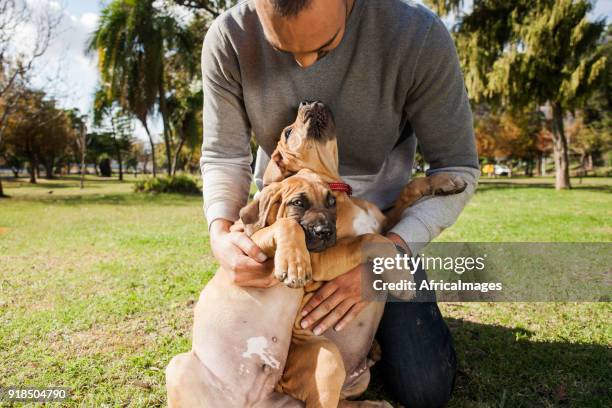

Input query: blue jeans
[375,265,457,407]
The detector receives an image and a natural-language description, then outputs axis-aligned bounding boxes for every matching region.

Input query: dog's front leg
[383,173,467,232]
[251,218,312,288]
[310,234,398,282]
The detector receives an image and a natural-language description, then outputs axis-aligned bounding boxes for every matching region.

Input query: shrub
[134,175,201,195]
[99,157,112,177]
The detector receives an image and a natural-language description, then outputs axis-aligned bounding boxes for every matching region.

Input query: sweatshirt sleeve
[200,22,253,227]
[390,16,480,254]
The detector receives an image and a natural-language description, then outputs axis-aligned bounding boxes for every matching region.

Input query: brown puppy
[262,101,468,407]
[166,170,389,408]
[166,102,467,408]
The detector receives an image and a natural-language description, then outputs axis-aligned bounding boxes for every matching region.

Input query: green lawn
[0,175,610,407]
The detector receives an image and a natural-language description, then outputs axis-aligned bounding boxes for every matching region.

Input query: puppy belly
[324,301,385,378]
[192,270,303,407]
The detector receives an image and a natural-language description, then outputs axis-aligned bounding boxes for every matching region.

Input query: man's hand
[300,264,368,335]
[386,232,411,254]
[210,219,276,288]
[299,232,411,335]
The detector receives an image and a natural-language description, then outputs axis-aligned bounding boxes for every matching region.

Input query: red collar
[328,182,352,196]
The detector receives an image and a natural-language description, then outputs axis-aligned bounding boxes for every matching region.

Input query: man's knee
[376,301,457,407]
[383,350,456,408]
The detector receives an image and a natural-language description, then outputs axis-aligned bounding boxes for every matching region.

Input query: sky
[17,0,612,140]
[22,0,101,113]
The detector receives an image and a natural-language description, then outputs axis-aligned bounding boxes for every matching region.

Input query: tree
[87,131,115,175]
[92,89,136,181]
[0,0,61,196]
[3,90,74,183]
[89,0,196,177]
[110,113,134,181]
[129,140,150,175]
[474,106,548,175]
[67,109,90,188]
[427,0,607,189]
[165,62,202,174]
[170,0,236,17]
[570,25,612,173]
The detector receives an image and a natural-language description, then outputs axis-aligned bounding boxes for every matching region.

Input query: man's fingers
[312,298,356,335]
[300,289,343,329]
[301,281,338,318]
[234,256,273,274]
[334,302,368,332]
[233,233,267,262]
[233,259,276,287]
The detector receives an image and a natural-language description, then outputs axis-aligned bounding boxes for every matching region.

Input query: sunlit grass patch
[1,175,610,406]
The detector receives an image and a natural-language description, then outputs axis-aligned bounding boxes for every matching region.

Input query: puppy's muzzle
[301,212,336,252]
[298,100,334,140]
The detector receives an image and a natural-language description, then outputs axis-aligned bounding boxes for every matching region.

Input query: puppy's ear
[262,149,286,186]
[238,199,260,226]
[239,183,283,236]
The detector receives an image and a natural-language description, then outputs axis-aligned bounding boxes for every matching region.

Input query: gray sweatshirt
[201,0,480,254]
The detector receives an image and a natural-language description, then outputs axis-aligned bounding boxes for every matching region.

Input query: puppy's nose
[313,224,333,239]
[300,100,314,107]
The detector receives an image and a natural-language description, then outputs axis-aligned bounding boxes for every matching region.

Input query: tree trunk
[80,161,85,189]
[45,160,54,179]
[171,129,186,176]
[113,137,123,181]
[586,154,593,171]
[0,178,5,198]
[80,136,86,189]
[28,161,37,184]
[118,153,123,181]
[535,153,542,176]
[158,81,173,176]
[551,102,571,190]
[142,121,157,177]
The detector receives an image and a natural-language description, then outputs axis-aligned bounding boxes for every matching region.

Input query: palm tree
[88,0,195,177]
[88,0,158,176]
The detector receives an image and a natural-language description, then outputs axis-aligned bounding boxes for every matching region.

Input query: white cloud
[79,12,99,33]
[25,0,60,11]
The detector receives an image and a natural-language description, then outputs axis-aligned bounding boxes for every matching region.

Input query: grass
[0,175,610,407]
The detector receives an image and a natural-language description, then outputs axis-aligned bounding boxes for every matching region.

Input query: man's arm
[201,21,252,226]
[390,16,480,255]
[201,20,272,282]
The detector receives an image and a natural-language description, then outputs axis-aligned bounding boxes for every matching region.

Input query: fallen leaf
[133,381,151,390]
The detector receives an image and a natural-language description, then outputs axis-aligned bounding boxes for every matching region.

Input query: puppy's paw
[274,246,312,288]
[430,173,467,196]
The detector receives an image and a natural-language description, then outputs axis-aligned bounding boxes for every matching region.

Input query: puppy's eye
[290,199,304,207]
[284,127,293,139]
[327,194,336,208]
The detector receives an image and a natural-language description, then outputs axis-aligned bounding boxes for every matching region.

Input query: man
[201,0,479,406]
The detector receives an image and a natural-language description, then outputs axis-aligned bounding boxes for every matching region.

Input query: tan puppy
[263,101,467,408]
[166,102,466,408]
[166,171,392,408]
